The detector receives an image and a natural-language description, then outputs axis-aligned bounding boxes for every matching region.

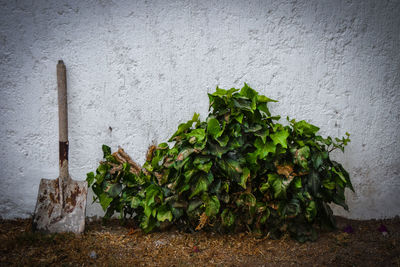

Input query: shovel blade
[32,178,88,234]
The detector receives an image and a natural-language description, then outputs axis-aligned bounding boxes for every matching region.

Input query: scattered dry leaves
[0,217,399,266]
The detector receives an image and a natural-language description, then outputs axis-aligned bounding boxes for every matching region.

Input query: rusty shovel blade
[32,178,87,233]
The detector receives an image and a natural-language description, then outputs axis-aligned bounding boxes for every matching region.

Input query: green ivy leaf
[235,113,244,123]
[257,102,271,117]
[307,170,321,196]
[131,196,142,208]
[254,202,265,214]
[260,209,271,224]
[287,198,301,217]
[254,138,276,159]
[254,129,269,144]
[102,145,111,158]
[239,84,259,110]
[105,182,122,198]
[238,192,256,207]
[99,193,113,211]
[311,152,324,169]
[145,184,161,207]
[245,124,262,133]
[208,141,230,158]
[246,151,259,165]
[259,182,270,193]
[293,120,320,136]
[217,158,243,181]
[332,167,347,184]
[332,161,354,192]
[86,172,95,186]
[240,83,258,99]
[295,146,311,170]
[193,156,210,165]
[96,164,108,184]
[268,173,287,199]
[293,177,302,189]
[222,181,229,193]
[196,161,213,173]
[216,135,229,147]
[207,118,224,139]
[157,205,173,222]
[187,199,203,213]
[257,95,278,103]
[189,176,209,199]
[205,195,220,217]
[221,208,235,227]
[171,207,183,219]
[187,128,206,143]
[169,113,200,141]
[176,148,195,162]
[333,186,349,210]
[305,201,317,222]
[122,162,131,173]
[212,86,239,97]
[322,180,335,190]
[233,98,253,113]
[270,129,289,148]
[143,205,153,217]
[140,216,158,233]
[238,167,250,189]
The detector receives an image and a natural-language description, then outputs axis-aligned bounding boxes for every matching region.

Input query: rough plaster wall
[0,0,399,219]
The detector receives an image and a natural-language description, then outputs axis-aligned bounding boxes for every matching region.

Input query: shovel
[32,60,88,233]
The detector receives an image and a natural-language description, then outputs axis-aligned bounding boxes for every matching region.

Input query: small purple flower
[378,224,388,235]
[343,224,354,234]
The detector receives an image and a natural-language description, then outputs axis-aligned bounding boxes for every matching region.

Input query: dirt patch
[0,216,399,266]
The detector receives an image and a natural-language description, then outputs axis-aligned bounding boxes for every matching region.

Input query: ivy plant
[87,84,353,242]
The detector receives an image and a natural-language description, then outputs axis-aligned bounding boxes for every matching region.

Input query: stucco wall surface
[0,0,399,219]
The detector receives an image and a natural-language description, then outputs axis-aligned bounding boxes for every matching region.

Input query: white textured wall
[0,0,399,219]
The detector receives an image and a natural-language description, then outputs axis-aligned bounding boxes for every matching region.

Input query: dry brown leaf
[154,172,163,185]
[195,212,208,231]
[127,228,140,236]
[276,164,294,178]
[146,145,157,162]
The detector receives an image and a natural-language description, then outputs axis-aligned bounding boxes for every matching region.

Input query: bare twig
[117,147,141,174]
[108,148,141,175]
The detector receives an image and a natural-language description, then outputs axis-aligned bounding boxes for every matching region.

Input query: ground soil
[0,216,399,266]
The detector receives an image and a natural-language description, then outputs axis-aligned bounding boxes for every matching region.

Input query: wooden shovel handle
[57,60,69,177]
